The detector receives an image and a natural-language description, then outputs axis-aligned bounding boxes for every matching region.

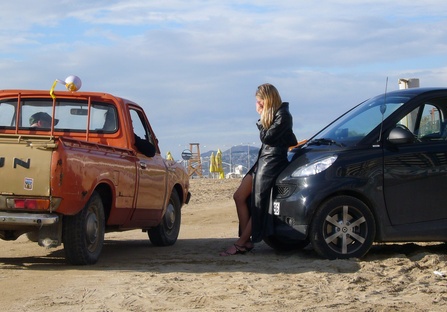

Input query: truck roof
[0,89,136,105]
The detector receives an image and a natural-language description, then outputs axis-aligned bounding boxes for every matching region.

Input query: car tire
[148,190,181,246]
[263,235,309,251]
[62,191,105,265]
[309,195,375,259]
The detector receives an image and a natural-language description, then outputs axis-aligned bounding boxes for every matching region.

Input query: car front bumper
[271,181,314,240]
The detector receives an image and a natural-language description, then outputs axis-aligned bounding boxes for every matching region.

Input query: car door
[128,107,168,226]
[383,96,447,225]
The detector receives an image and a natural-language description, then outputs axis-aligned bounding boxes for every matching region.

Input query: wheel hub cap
[86,212,98,245]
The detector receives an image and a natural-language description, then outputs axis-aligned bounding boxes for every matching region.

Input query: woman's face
[256,97,264,114]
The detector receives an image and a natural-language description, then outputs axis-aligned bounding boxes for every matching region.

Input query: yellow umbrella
[216,149,225,179]
[166,151,174,161]
[209,152,217,174]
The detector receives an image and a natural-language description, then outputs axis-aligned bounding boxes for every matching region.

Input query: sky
[1,0,447,159]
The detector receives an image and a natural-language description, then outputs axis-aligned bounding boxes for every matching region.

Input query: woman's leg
[233,174,252,236]
[220,175,254,256]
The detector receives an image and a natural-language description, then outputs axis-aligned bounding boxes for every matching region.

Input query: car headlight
[291,155,337,177]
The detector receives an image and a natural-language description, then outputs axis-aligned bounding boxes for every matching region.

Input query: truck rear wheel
[62,191,105,265]
[148,190,181,246]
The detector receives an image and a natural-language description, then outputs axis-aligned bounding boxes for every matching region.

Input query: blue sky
[1,1,447,159]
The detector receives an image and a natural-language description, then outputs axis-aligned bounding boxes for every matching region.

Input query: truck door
[129,108,168,225]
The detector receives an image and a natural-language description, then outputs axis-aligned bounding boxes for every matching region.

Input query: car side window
[417,104,442,139]
[398,100,446,143]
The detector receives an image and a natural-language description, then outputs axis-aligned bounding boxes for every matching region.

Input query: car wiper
[308,138,344,147]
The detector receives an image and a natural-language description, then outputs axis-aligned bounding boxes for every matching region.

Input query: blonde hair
[256,83,282,129]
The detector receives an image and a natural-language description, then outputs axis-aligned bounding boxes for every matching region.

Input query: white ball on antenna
[64,75,82,91]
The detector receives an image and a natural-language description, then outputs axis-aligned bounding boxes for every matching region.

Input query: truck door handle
[139,161,147,169]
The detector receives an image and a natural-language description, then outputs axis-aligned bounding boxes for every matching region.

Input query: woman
[220,83,297,256]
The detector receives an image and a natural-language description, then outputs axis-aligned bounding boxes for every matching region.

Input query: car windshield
[309,94,410,147]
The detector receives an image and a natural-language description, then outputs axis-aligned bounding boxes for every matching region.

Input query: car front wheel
[309,195,375,259]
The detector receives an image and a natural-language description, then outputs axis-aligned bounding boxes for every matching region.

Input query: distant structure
[398,78,420,89]
[187,143,203,178]
[226,164,244,179]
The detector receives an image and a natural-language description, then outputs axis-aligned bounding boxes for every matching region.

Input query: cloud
[1,1,447,158]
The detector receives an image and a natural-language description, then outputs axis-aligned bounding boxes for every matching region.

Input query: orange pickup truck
[0,89,190,265]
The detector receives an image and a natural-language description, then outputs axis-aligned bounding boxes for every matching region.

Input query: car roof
[384,87,447,97]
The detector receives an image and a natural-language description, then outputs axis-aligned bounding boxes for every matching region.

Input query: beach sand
[1,178,447,311]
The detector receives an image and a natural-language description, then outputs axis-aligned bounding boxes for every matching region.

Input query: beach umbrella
[166,151,174,161]
[209,152,217,174]
[216,149,225,179]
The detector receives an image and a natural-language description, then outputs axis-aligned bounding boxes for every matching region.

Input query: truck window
[1,99,117,132]
[129,109,156,157]
[0,101,16,127]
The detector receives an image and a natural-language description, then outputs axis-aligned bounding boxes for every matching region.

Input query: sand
[1,178,447,311]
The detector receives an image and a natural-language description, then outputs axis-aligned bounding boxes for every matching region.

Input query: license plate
[273,202,280,215]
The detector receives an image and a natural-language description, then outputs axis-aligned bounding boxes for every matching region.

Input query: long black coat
[251,102,297,243]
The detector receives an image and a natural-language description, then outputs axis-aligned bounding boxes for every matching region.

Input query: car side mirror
[387,126,415,144]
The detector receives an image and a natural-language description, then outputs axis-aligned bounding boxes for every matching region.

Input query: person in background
[134,133,156,157]
[220,83,297,256]
[29,112,58,128]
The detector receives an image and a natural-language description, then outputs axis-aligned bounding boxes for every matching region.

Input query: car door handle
[139,161,147,169]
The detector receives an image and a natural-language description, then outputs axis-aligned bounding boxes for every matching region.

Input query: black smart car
[268,87,447,259]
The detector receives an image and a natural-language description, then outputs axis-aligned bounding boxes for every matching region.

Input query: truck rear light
[6,198,50,210]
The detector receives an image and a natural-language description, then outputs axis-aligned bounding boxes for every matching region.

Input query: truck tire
[62,191,105,265]
[149,190,181,246]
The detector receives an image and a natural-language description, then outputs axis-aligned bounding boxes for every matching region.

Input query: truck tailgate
[0,135,54,197]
